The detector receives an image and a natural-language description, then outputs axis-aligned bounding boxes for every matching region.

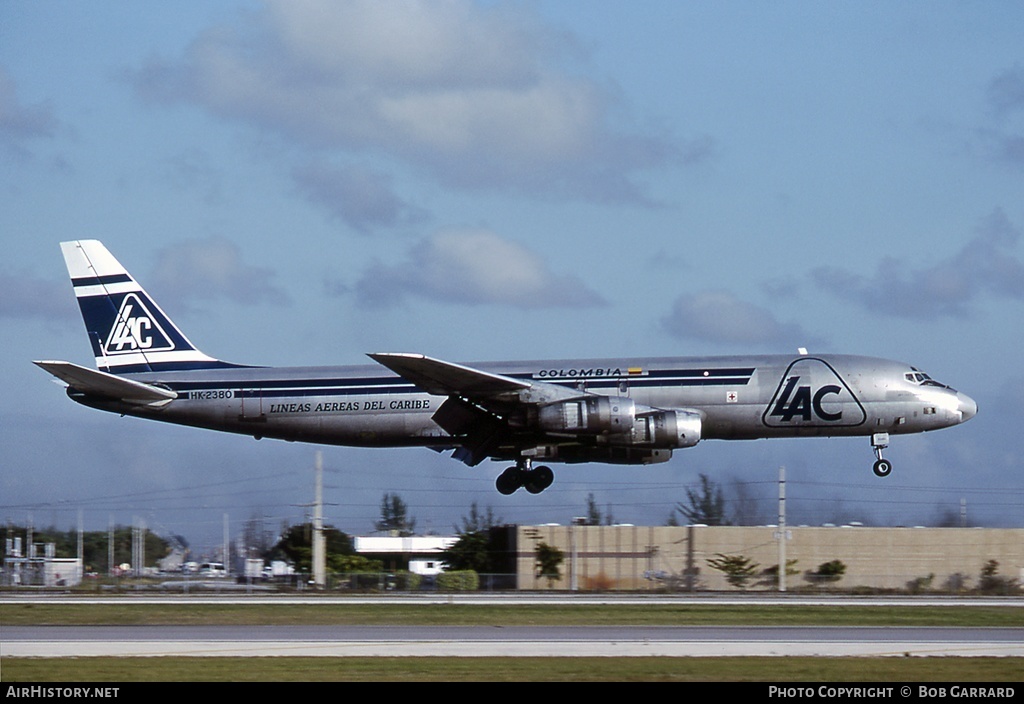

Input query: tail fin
[61,240,239,374]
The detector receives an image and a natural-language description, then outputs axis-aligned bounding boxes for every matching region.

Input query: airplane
[35,240,977,495]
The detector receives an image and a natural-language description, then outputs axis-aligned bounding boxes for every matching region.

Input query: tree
[534,541,564,587]
[979,559,1019,595]
[932,504,963,528]
[706,553,760,589]
[759,559,800,588]
[268,523,357,573]
[454,502,502,534]
[804,559,846,585]
[728,478,770,525]
[443,503,504,573]
[241,514,275,558]
[329,553,383,574]
[582,493,613,526]
[442,531,492,573]
[677,473,729,525]
[375,492,416,536]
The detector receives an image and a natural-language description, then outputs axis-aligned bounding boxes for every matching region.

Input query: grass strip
[3,603,1022,627]
[3,656,1022,682]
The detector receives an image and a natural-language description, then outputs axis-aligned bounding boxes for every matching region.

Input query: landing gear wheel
[524,465,555,494]
[870,433,891,478]
[496,466,522,495]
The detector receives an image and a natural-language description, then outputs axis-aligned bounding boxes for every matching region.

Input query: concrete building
[355,535,457,576]
[502,525,1024,592]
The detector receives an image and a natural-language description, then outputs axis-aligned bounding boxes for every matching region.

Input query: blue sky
[2,1,1022,554]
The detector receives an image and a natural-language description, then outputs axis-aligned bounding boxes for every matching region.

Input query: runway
[4,595,1022,658]
[4,625,1023,657]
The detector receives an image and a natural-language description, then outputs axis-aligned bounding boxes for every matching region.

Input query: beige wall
[514,525,1024,591]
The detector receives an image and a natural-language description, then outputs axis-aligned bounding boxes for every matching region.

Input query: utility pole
[223,513,230,574]
[77,509,84,584]
[312,451,326,588]
[132,516,145,577]
[108,516,114,577]
[140,517,145,577]
[777,466,788,593]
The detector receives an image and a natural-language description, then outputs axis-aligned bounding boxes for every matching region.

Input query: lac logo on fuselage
[762,358,866,428]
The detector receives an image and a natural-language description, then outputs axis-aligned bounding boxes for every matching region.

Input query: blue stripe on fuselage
[146,366,755,399]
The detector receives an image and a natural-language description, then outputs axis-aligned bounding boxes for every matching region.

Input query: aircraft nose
[957,392,977,423]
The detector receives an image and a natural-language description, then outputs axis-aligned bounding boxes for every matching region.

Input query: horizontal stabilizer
[368,352,530,398]
[33,360,177,406]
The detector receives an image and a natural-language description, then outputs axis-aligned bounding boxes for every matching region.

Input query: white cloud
[291,161,427,234]
[661,290,817,348]
[131,0,685,202]
[150,237,289,306]
[978,66,1024,168]
[355,228,606,309]
[0,66,59,156]
[988,66,1024,116]
[811,209,1024,319]
[0,271,74,321]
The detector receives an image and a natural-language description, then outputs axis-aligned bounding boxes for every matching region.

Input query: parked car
[198,562,227,578]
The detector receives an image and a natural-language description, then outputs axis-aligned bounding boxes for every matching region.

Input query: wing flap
[34,360,177,406]
[430,396,509,466]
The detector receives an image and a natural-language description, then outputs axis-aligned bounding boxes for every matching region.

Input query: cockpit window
[905,368,954,390]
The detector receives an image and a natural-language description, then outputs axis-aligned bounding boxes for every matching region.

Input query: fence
[0,570,519,593]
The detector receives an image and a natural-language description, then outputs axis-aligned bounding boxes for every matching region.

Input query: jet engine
[637,409,702,448]
[535,396,702,449]
[537,396,636,434]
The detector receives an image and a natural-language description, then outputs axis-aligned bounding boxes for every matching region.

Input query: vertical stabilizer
[61,240,235,373]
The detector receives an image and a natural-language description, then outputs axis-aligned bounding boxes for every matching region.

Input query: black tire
[496,467,522,495]
[872,459,892,477]
[524,465,554,494]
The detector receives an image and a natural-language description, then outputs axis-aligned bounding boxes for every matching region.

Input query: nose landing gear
[496,459,555,495]
[871,432,892,477]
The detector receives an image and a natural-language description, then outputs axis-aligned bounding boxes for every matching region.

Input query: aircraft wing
[368,353,579,466]
[367,353,532,398]
[34,360,177,406]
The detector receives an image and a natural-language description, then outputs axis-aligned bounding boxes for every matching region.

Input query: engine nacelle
[638,409,702,448]
[537,396,636,434]
[535,397,701,449]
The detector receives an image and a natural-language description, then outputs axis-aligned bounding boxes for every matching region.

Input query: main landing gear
[871,432,892,477]
[496,459,555,495]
